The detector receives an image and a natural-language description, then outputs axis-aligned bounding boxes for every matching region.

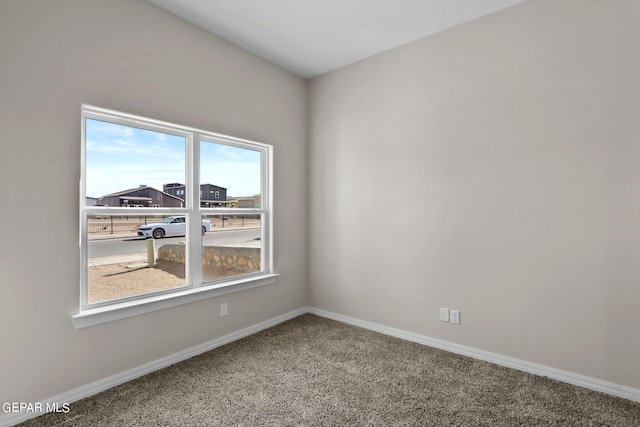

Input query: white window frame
[73,105,276,328]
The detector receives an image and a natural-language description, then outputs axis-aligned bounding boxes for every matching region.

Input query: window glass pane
[201,214,262,283]
[200,140,261,208]
[85,119,186,207]
[87,214,187,303]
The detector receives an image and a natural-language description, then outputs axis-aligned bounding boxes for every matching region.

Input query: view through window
[81,106,270,308]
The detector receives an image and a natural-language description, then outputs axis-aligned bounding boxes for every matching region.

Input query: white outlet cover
[440,308,450,322]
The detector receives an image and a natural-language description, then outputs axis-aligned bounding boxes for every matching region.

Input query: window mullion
[188,133,203,287]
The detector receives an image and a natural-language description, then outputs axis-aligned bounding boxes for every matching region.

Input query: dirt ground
[87,261,186,303]
[87,260,249,303]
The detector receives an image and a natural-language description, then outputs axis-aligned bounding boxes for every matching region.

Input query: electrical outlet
[440,308,450,322]
[220,302,228,317]
[450,310,460,325]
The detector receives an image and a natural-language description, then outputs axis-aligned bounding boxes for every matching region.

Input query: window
[75,105,275,328]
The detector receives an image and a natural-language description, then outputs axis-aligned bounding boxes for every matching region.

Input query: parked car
[137,216,211,239]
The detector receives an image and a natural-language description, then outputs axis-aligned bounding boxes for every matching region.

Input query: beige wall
[0,0,307,404]
[308,0,640,389]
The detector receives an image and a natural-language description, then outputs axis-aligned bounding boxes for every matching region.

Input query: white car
[137,216,211,239]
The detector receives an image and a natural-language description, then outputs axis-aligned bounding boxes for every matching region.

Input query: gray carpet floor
[19,314,640,426]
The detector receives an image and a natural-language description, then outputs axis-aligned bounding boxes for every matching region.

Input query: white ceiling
[149,0,525,78]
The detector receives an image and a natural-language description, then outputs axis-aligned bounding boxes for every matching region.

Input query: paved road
[88,229,261,258]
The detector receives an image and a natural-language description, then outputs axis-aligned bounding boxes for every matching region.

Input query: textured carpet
[19,314,640,426]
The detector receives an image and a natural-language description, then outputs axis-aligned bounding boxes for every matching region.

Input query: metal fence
[207,215,261,229]
[87,216,164,235]
[88,215,262,235]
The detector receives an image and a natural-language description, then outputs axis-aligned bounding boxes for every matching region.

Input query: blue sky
[85,119,261,199]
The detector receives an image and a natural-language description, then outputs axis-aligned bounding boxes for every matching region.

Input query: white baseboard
[0,307,307,427]
[307,307,640,404]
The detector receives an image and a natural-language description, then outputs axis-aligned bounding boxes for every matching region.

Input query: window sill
[72,273,279,329]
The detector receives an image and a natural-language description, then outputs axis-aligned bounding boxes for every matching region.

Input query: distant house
[228,194,261,209]
[99,185,184,207]
[86,196,99,206]
[162,183,187,201]
[163,183,228,207]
